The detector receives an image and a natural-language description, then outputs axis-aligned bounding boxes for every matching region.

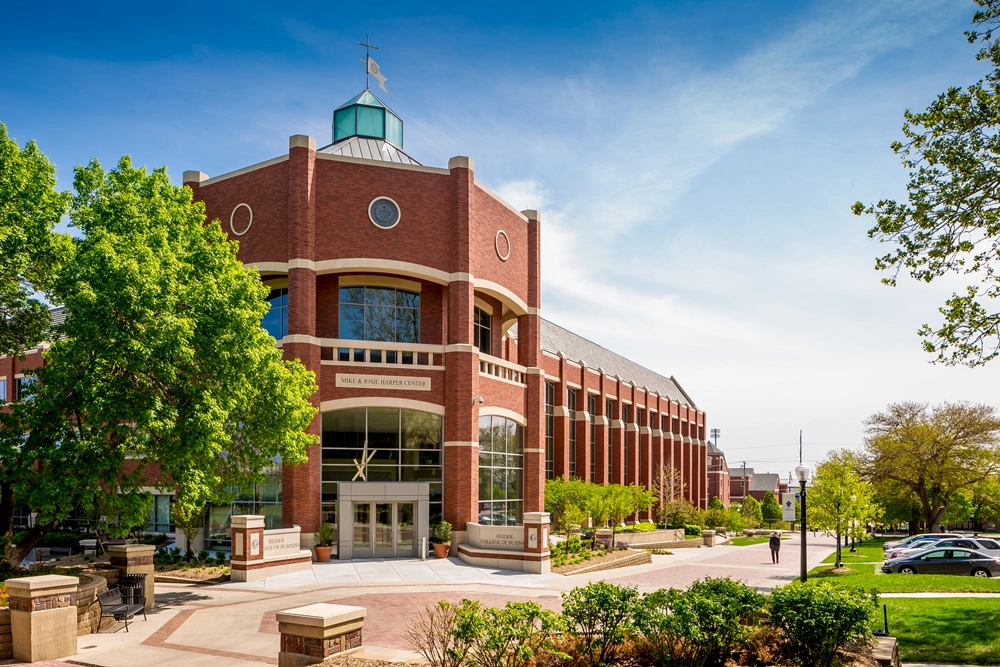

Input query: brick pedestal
[277,603,366,667]
[7,574,79,662]
[109,543,155,610]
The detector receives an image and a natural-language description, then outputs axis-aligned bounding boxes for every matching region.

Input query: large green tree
[810,450,880,567]
[862,401,1000,533]
[0,124,72,358]
[761,490,782,525]
[0,156,318,562]
[853,1,1000,366]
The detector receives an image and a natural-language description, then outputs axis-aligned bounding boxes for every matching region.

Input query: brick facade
[178,100,710,543]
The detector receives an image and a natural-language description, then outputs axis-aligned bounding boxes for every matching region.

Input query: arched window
[474,306,491,354]
[340,286,420,343]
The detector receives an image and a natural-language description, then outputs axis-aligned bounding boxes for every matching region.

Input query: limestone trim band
[320,396,445,416]
[478,406,526,426]
[444,441,479,448]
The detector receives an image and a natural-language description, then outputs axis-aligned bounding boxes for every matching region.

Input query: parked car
[883,533,961,551]
[887,537,1000,560]
[885,538,942,559]
[881,548,1000,577]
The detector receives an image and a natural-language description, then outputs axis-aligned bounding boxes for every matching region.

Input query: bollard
[277,603,365,667]
[109,544,155,610]
[7,574,79,662]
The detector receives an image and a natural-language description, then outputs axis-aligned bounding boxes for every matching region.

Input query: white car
[883,533,961,552]
[887,536,1000,560]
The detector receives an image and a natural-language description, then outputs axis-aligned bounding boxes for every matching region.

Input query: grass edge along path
[730,536,790,547]
[882,597,1000,665]
[808,563,1000,593]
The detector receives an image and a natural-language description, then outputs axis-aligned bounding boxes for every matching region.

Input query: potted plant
[431,520,452,558]
[313,523,335,562]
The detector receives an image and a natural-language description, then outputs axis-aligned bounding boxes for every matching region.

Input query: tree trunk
[836,530,842,568]
[12,520,59,565]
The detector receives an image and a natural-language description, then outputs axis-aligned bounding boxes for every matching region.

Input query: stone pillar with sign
[231,516,312,582]
[231,515,266,581]
[522,512,551,574]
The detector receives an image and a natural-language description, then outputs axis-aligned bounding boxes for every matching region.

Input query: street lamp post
[795,465,810,583]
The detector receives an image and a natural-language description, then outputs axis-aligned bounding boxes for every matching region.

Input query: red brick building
[707,442,730,507]
[180,89,710,557]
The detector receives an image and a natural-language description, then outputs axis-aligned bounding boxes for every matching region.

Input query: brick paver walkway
[65,532,839,667]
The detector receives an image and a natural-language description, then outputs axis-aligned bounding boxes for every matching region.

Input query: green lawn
[729,536,789,547]
[820,537,890,564]
[881,597,1000,664]
[808,564,1000,593]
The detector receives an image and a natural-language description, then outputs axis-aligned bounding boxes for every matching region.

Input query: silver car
[883,533,961,552]
[887,537,1000,560]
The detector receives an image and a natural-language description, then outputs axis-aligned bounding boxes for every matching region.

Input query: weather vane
[357,35,388,93]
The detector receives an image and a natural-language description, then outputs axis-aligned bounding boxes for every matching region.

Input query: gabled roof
[317,136,421,165]
[749,473,779,492]
[730,466,754,478]
[707,442,723,456]
[517,319,696,408]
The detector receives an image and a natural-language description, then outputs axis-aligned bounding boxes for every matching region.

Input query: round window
[368,197,400,229]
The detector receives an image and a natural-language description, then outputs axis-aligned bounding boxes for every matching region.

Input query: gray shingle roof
[748,473,779,493]
[707,442,723,456]
[509,319,696,407]
[730,467,754,478]
[317,137,421,165]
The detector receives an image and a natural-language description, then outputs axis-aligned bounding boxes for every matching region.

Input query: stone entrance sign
[467,524,524,551]
[230,516,313,582]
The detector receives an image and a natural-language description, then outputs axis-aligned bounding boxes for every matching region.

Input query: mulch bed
[153,564,231,583]
[552,548,646,575]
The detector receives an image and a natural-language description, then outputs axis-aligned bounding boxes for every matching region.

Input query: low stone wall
[612,529,686,546]
[629,538,704,549]
[566,550,652,575]
[0,609,11,661]
[77,573,110,635]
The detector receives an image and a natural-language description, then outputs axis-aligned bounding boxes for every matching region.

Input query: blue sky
[1,0,993,479]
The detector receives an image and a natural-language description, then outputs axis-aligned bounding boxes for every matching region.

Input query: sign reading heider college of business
[336,373,431,391]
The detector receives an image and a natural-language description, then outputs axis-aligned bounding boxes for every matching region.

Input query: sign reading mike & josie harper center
[335,374,431,391]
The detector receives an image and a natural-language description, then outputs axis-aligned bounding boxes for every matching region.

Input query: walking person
[769,531,781,564]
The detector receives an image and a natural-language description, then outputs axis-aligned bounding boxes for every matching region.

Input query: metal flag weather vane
[358,35,388,93]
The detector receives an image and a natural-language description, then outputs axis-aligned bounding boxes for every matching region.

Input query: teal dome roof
[332,90,403,148]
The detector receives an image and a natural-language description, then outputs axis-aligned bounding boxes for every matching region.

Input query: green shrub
[12,531,82,549]
[768,581,878,667]
[197,550,209,563]
[634,588,698,667]
[470,601,563,667]
[404,599,484,667]
[561,581,638,667]
[432,520,453,544]
[683,524,702,536]
[684,577,765,667]
[141,533,169,545]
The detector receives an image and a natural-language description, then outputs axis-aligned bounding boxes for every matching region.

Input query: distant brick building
[177,88,711,558]
[707,442,730,506]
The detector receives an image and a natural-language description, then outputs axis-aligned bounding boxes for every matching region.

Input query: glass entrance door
[397,503,414,556]
[353,503,372,558]
[351,501,417,558]
[374,503,394,557]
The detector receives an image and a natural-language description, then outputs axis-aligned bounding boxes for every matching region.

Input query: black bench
[96,586,146,632]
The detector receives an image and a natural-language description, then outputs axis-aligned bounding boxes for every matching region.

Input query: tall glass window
[622,404,630,482]
[340,287,419,343]
[588,394,597,482]
[321,408,443,530]
[474,306,492,355]
[567,388,577,479]
[263,287,288,340]
[16,377,36,401]
[146,495,173,534]
[478,415,523,526]
[544,382,555,480]
[606,398,614,480]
